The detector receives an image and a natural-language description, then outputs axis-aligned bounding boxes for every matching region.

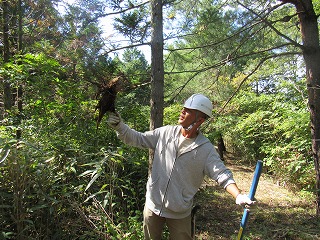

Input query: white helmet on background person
[184,93,213,118]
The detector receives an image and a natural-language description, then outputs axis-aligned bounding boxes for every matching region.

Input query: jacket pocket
[146,176,163,206]
[164,187,193,213]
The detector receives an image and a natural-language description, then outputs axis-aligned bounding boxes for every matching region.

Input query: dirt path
[194,155,320,240]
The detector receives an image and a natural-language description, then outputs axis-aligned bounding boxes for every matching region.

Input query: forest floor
[193,153,320,240]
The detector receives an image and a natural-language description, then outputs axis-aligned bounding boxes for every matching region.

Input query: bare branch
[164,6,295,55]
[218,51,301,114]
[237,1,303,49]
[166,70,203,103]
[97,1,150,19]
[102,42,150,55]
[279,0,300,5]
[165,44,300,75]
[165,17,264,52]
[218,59,267,113]
[166,48,300,108]
[77,1,150,29]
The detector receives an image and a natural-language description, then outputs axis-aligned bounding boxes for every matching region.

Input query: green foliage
[214,90,314,191]
[114,5,150,43]
[1,0,319,238]
[163,103,182,125]
[121,48,149,84]
[0,51,148,238]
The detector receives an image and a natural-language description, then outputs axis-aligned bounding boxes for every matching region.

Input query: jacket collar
[175,125,210,148]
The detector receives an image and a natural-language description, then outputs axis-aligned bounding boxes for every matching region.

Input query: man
[107,93,254,240]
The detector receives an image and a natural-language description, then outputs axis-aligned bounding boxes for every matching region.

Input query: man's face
[178,107,198,128]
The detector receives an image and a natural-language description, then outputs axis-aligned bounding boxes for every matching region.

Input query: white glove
[107,112,121,129]
[236,194,255,207]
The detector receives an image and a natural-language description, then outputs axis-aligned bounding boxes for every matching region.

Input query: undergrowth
[194,158,320,240]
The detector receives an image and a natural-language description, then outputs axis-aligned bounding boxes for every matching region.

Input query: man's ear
[197,117,206,124]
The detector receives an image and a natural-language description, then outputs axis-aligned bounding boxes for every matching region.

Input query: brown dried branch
[95,73,129,129]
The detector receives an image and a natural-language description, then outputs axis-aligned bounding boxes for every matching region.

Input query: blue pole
[237,160,263,240]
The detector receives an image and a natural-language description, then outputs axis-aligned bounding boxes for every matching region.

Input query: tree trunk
[149,0,164,173]
[16,0,23,139]
[217,133,226,161]
[288,0,320,215]
[150,0,164,130]
[2,0,12,113]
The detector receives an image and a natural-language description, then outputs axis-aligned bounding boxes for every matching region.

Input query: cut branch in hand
[95,73,127,129]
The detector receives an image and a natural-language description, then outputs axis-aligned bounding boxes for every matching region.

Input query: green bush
[0,54,149,238]
[214,91,314,191]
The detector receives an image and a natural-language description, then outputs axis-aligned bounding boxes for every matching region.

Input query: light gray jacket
[114,122,235,219]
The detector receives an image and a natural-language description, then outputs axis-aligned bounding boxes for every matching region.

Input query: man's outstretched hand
[107,112,121,129]
[236,194,255,208]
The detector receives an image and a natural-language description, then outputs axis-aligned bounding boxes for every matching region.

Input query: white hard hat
[184,94,213,117]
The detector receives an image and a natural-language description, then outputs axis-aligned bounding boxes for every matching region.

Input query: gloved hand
[107,112,121,129]
[236,194,255,208]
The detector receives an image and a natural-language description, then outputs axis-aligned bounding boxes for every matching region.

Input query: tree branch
[96,1,150,19]
[217,51,301,114]
[165,44,300,75]
[74,1,150,29]
[165,17,264,52]
[237,0,303,49]
[102,42,150,55]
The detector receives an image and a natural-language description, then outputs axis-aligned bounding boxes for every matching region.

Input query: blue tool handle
[248,160,263,200]
[237,160,263,240]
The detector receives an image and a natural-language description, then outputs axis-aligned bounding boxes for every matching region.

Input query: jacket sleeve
[113,122,159,149]
[204,146,236,189]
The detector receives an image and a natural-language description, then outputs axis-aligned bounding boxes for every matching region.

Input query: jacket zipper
[159,136,179,216]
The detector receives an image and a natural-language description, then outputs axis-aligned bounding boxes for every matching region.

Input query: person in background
[107,93,254,240]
